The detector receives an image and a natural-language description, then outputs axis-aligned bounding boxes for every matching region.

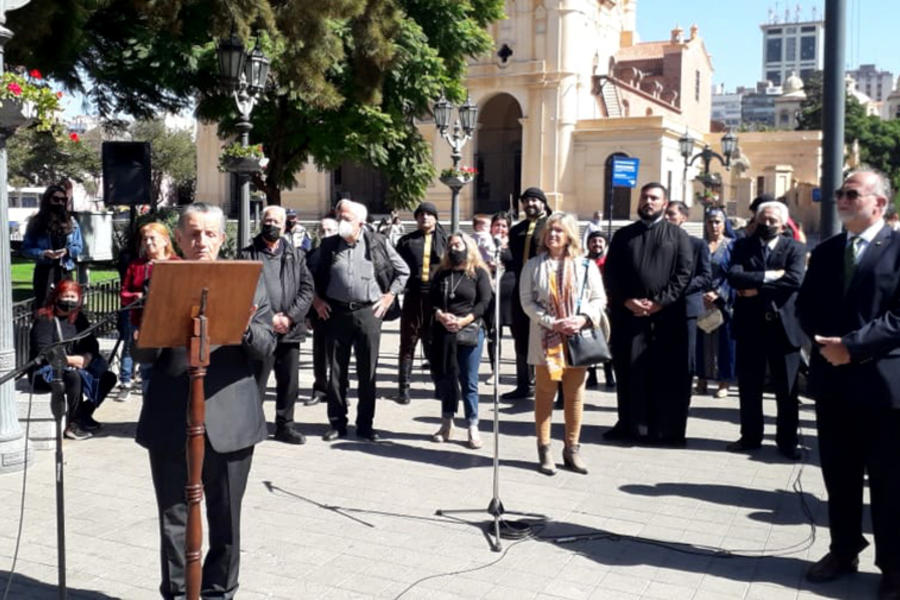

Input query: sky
[636,0,900,92]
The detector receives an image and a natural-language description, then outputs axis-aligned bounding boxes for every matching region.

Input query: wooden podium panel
[137,260,262,349]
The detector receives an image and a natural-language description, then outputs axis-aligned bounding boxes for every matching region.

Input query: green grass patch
[9,256,119,302]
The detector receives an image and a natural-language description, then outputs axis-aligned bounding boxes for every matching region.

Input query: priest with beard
[603,182,694,445]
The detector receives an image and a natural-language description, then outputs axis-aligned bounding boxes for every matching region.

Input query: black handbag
[456,318,483,347]
[565,259,611,366]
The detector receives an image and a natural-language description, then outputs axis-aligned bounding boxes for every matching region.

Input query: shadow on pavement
[0,572,118,599]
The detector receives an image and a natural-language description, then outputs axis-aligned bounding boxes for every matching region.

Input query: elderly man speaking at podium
[134,203,275,600]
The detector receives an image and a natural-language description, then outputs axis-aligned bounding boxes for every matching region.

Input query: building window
[780,110,790,124]
[785,37,797,62]
[757,176,766,195]
[766,38,783,63]
[801,25,815,32]
[766,71,782,85]
[695,70,701,101]
[768,28,783,34]
[800,36,816,60]
[800,68,814,80]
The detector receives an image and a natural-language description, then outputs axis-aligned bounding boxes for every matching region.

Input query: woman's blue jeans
[438,328,484,426]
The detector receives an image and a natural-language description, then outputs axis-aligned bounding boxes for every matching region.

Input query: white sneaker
[485,373,495,386]
[467,425,483,449]
[115,383,131,402]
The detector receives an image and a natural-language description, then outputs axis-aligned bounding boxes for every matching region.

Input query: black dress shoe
[806,552,859,583]
[274,427,306,445]
[778,445,801,460]
[322,428,347,442]
[725,439,762,453]
[395,390,411,405]
[356,429,381,442]
[501,387,533,400]
[304,391,325,407]
[879,572,900,600]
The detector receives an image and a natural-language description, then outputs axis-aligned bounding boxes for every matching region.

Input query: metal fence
[12,280,122,372]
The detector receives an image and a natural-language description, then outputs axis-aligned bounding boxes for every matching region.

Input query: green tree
[130,119,197,205]
[7,0,505,207]
[7,127,102,190]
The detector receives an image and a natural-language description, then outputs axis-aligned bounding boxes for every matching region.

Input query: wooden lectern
[138,260,262,600]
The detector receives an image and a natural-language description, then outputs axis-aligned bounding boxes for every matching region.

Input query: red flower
[69,132,80,143]
[29,69,42,80]
[6,82,22,96]
[56,91,63,99]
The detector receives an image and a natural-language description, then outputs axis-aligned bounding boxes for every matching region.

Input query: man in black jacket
[502,187,550,400]
[134,202,276,599]
[311,199,409,441]
[665,201,711,437]
[603,182,694,445]
[726,200,806,459]
[797,170,900,597]
[240,205,314,444]
[393,202,446,404]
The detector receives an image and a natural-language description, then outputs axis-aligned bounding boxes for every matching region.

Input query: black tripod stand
[436,240,544,552]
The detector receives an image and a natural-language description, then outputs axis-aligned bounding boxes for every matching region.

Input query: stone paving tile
[0,328,881,599]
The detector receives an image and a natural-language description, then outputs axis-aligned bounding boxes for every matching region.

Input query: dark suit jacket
[509,217,546,277]
[134,277,276,454]
[797,225,900,408]
[727,234,806,349]
[684,235,712,318]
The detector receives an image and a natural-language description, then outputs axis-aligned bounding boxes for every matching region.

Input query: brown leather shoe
[806,552,859,583]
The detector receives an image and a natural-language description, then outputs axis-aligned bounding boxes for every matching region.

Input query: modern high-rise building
[847,64,894,102]
[759,12,824,86]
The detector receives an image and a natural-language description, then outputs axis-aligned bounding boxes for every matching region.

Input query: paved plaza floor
[0,322,880,599]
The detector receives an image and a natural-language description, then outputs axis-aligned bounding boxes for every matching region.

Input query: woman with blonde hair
[520,212,607,474]
[430,232,493,448]
[118,221,179,399]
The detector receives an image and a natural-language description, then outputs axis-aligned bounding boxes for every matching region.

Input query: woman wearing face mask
[21,184,84,310]
[120,222,180,399]
[29,280,118,440]
[519,212,607,475]
[430,233,493,448]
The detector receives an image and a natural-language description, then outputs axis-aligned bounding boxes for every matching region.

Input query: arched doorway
[605,152,633,220]
[331,161,389,215]
[474,94,523,215]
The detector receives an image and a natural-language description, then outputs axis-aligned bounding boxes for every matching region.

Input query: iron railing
[11,280,122,372]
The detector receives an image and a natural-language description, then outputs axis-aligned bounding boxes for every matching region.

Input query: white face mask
[338,219,357,240]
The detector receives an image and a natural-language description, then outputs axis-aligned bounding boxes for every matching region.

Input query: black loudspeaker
[102,141,151,206]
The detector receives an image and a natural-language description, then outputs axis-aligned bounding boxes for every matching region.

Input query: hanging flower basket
[439,166,476,188]
[0,98,36,132]
[218,142,268,173]
[0,69,62,134]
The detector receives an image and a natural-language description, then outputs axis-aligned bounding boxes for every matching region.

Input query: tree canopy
[7,0,505,207]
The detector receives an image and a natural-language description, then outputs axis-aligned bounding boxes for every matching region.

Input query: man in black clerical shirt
[603,182,694,445]
[502,187,551,400]
[393,202,447,404]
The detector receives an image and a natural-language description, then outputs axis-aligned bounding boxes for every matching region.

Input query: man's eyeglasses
[834,189,871,201]
[50,195,67,202]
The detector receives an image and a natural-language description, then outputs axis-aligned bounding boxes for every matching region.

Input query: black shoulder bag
[565,259,612,366]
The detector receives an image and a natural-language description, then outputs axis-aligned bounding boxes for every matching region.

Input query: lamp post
[217,35,269,249]
[0,0,33,476]
[434,93,478,233]
[679,129,737,207]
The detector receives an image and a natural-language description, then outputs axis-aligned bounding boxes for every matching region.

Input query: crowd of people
[18,167,900,599]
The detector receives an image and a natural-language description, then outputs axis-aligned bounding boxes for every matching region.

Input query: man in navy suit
[797,170,900,599]
[726,200,806,459]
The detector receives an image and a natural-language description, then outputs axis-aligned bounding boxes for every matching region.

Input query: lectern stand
[137,260,261,600]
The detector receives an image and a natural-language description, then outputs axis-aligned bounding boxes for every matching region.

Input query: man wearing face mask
[603,182,694,445]
[240,205,314,444]
[726,200,806,459]
[311,200,410,441]
[394,202,447,404]
[503,187,551,400]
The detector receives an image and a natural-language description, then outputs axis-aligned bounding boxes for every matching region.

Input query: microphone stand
[435,239,542,552]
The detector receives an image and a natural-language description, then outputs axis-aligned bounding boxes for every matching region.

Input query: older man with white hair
[310,199,409,441]
[240,204,314,444]
[726,199,806,459]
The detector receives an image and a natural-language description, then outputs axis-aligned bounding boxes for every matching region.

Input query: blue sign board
[811,187,821,203]
[611,157,640,188]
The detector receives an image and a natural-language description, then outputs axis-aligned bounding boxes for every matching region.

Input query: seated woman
[30,280,117,440]
[430,233,493,449]
[520,212,607,475]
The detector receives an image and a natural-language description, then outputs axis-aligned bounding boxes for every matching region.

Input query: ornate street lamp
[217,35,269,248]
[434,92,478,232]
[679,128,738,206]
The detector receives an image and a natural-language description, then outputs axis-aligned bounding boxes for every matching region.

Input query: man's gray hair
[178,202,226,233]
[261,205,286,222]
[335,199,368,223]
[846,168,892,200]
[755,200,789,223]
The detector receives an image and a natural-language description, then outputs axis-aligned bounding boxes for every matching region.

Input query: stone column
[0,18,34,474]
